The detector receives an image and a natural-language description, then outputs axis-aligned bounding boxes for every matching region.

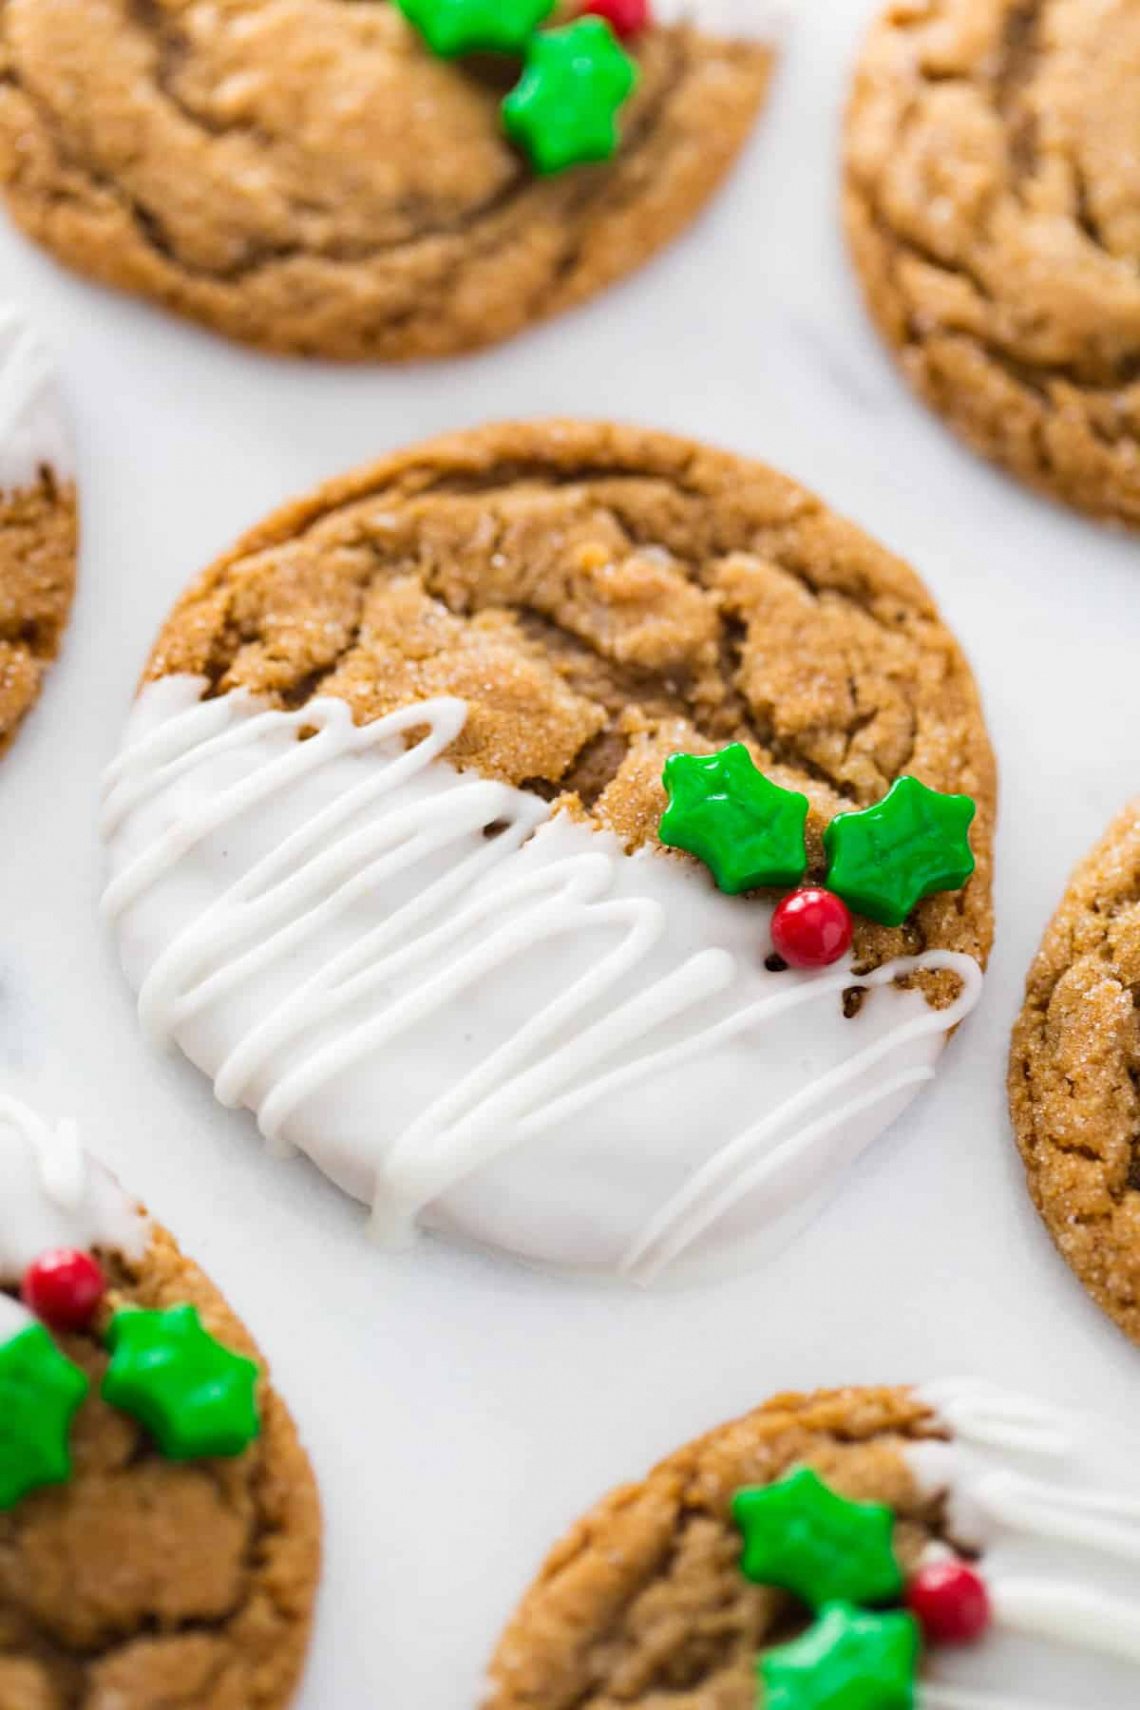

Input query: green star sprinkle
[733,1467,903,1608]
[760,1602,919,1710]
[822,775,976,928]
[658,744,809,896]
[394,0,555,57]
[102,1305,260,1461]
[502,19,639,175]
[0,1322,88,1510]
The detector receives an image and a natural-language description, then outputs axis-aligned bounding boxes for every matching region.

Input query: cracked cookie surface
[0,0,772,361]
[845,0,1140,526]
[1010,804,1140,1345]
[0,1225,321,1708]
[484,1386,942,1708]
[144,419,996,976]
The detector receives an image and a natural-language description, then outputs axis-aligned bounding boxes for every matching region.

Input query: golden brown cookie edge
[1009,802,1140,1346]
[0,16,774,363]
[841,6,1140,530]
[0,474,77,759]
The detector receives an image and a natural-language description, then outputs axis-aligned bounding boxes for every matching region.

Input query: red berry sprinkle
[22,1248,106,1333]
[906,1559,992,1646]
[770,888,854,971]
[577,0,652,39]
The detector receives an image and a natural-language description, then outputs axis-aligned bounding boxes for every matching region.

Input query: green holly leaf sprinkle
[395,0,555,57]
[502,19,639,175]
[658,744,809,896]
[733,1467,903,1608]
[822,775,976,928]
[760,1602,919,1710]
[102,1304,260,1461]
[0,1321,88,1510]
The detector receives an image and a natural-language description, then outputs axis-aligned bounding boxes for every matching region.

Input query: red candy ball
[770,888,854,970]
[22,1248,106,1332]
[906,1560,992,1646]
[577,0,652,39]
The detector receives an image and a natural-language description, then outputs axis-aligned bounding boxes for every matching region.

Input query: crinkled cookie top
[846,0,1140,524]
[0,0,772,358]
[144,419,996,977]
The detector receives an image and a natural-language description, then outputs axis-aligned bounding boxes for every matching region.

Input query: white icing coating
[908,1379,1140,1708]
[0,1093,149,1283]
[0,304,73,492]
[653,0,791,43]
[102,677,982,1283]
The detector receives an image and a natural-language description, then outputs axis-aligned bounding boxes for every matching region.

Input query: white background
[2,2,1139,1703]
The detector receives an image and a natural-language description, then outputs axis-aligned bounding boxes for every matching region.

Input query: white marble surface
[1,3,1138,1704]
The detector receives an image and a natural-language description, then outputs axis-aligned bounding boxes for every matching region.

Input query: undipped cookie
[1010,803,1140,1345]
[0,0,776,361]
[0,1093,320,1707]
[0,302,75,759]
[485,1378,1140,1706]
[845,0,1140,526]
[101,421,995,1284]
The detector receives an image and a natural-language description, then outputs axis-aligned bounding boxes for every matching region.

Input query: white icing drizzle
[101,677,983,1282]
[618,951,974,1282]
[0,304,73,492]
[909,1379,1140,1707]
[0,1093,149,1284]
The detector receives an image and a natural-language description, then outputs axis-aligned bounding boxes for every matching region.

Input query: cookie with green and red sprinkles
[485,1379,1140,1708]
[0,0,776,359]
[0,1093,320,1708]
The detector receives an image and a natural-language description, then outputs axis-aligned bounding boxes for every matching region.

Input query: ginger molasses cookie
[845,0,1140,527]
[485,1378,1140,1707]
[101,421,995,1284]
[0,0,775,362]
[0,1092,320,1707]
[0,302,75,759]
[1010,803,1140,1345]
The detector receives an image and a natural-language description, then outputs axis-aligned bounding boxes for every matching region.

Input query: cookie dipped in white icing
[102,676,983,1284]
[0,1093,149,1293]
[909,1379,1140,1708]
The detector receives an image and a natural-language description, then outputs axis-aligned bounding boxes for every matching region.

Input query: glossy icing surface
[103,677,981,1282]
